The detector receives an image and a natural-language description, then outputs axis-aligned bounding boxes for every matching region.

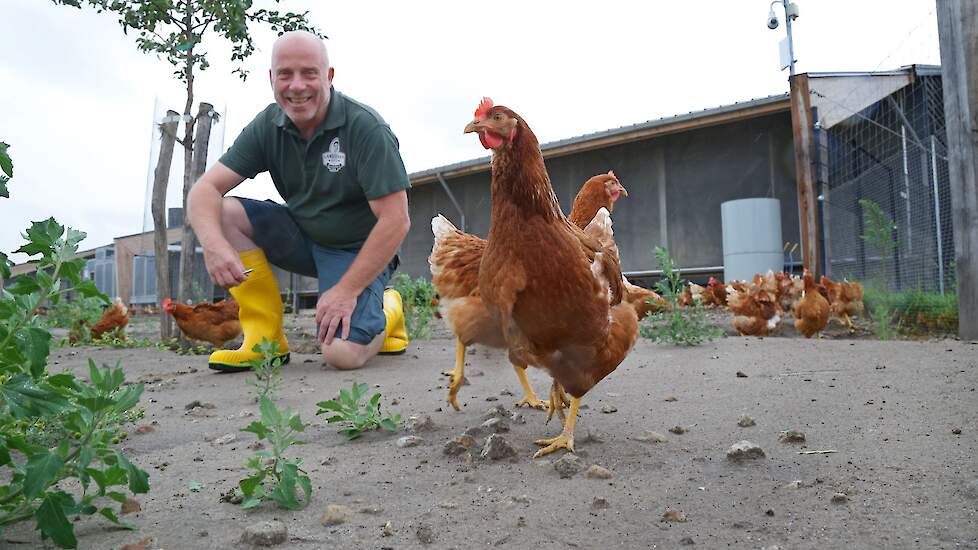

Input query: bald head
[271,31,329,72]
[269,30,334,138]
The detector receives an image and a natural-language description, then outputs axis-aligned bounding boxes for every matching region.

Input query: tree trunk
[176,27,197,347]
[177,102,215,313]
[153,110,180,340]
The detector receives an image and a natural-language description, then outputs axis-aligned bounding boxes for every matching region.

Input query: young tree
[52,0,324,339]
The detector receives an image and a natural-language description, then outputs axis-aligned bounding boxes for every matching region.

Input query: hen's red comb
[607,170,617,181]
[474,97,494,119]
[162,298,172,309]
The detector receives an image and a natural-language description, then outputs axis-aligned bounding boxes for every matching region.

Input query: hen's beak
[464,119,485,134]
[618,184,629,197]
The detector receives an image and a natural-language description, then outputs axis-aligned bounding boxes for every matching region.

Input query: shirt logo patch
[322,137,346,173]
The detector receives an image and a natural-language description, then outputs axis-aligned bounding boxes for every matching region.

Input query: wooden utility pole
[789,73,821,277]
[153,110,180,340]
[937,0,978,340]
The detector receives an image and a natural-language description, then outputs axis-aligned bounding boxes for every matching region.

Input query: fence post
[789,74,821,277]
[937,0,978,340]
[930,135,946,295]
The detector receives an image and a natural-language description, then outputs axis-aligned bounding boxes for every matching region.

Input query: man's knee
[321,340,373,370]
[220,197,252,235]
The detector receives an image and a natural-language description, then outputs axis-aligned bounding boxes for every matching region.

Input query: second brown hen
[163,297,241,348]
[793,270,830,338]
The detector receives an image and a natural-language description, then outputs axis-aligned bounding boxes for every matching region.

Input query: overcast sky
[0,1,940,264]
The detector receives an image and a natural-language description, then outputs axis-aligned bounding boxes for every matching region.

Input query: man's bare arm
[188,162,248,288]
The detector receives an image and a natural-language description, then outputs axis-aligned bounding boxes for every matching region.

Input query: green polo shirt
[220,89,411,249]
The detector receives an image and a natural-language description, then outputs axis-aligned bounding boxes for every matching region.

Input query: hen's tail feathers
[431,215,459,241]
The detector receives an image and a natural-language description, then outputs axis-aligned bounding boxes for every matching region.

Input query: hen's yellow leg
[513,364,547,410]
[442,338,466,411]
[544,381,569,425]
[534,397,580,458]
[844,313,853,330]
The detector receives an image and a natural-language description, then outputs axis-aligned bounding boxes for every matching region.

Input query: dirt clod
[481,434,517,460]
[481,417,510,434]
[396,436,423,448]
[241,520,287,546]
[779,430,806,443]
[737,415,756,427]
[443,435,477,456]
[320,504,351,526]
[662,509,688,522]
[727,441,765,461]
[408,415,437,432]
[121,498,141,515]
[586,465,614,479]
[553,454,584,478]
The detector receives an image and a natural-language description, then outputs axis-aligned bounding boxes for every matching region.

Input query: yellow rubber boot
[208,249,290,371]
[378,288,409,355]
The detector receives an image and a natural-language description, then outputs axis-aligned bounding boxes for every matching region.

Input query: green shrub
[0,144,149,548]
[640,247,723,346]
[390,273,437,340]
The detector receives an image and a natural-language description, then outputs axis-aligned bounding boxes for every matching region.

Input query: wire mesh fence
[813,71,957,332]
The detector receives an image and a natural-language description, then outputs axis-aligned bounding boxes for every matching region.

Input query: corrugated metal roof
[806,64,942,79]
[409,92,791,182]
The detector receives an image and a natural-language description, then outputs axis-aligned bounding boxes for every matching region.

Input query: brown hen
[70,298,130,343]
[464,98,640,457]
[429,170,642,412]
[163,297,241,348]
[793,270,830,338]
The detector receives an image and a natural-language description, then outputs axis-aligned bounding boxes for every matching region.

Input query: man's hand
[203,244,248,289]
[316,286,358,345]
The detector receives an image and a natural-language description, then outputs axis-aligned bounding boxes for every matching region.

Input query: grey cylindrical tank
[721,198,782,282]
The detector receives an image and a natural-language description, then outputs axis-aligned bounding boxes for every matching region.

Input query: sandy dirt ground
[4,313,977,550]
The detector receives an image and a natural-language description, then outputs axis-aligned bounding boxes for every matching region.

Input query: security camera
[767,10,779,29]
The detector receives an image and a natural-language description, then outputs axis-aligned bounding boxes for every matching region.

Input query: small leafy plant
[0,141,149,548]
[390,273,437,340]
[641,247,723,346]
[860,199,899,339]
[235,396,311,510]
[859,198,898,284]
[246,338,285,401]
[316,382,401,440]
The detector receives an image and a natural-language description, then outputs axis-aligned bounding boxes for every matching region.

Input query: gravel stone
[553,454,585,478]
[241,520,287,546]
[726,440,766,461]
[481,434,518,460]
[585,465,614,479]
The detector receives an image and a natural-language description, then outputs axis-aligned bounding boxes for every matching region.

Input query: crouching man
[188,31,410,371]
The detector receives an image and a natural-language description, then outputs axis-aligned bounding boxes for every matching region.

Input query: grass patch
[863,286,958,336]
